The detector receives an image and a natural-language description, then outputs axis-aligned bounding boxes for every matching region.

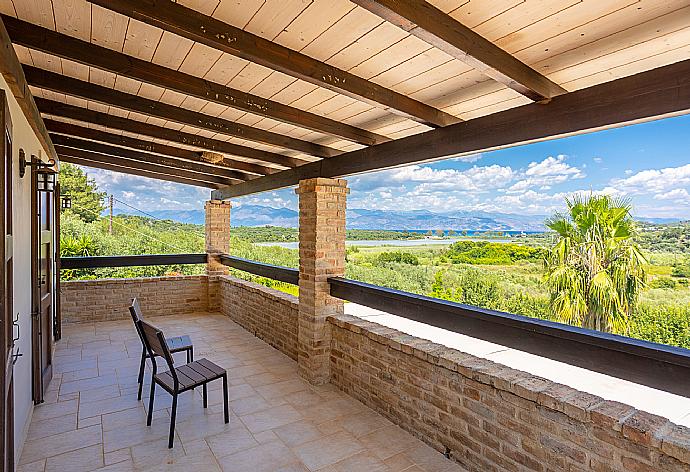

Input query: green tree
[544,195,646,333]
[59,163,106,222]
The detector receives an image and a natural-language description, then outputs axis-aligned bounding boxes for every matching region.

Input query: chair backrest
[138,320,177,380]
[129,298,147,349]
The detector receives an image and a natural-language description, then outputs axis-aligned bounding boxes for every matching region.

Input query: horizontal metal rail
[60,253,207,269]
[219,255,299,285]
[328,277,690,397]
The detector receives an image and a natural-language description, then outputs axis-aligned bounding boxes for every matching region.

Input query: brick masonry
[296,177,348,385]
[60,275,210,323]
[205,199,231,276]
[217,275,299,361]
[328,314,690,472]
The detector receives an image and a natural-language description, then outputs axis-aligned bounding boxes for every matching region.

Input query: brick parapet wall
[217,275,299,360]
[328,314,690,472]
[60,275,210,323]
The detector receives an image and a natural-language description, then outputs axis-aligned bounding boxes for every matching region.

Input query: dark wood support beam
[36,98,302,170]
[3,15,388,146]
[51,135,246,182]
[57,145,236,186]
[212,59,690,198]
[24,65,339,158]
[89,0,460,128]
[351,0,566,101]
[59,155,223,188]
[0,17,56,161]
[45,119,261,178]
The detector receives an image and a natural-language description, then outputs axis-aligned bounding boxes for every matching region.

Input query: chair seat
[155,358,225,393]
[166,335,193,353]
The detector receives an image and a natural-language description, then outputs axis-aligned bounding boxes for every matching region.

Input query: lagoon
[255,237,519,249]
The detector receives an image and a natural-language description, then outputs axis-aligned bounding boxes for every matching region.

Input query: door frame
[30,155,55,404]
[0,89,15,472]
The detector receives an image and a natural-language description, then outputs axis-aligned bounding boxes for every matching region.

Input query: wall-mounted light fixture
[19,149,56,179]
[36,167,57,192]
[61,194,72,209]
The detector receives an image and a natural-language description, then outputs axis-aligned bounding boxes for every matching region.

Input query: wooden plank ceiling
[0,0,688,191]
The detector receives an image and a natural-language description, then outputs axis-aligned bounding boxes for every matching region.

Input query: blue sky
[84,114,690,219]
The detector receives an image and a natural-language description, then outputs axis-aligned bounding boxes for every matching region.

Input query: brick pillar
[296,178,348,385]
[205,200,231,276]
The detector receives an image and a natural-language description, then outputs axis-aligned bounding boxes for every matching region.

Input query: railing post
[296,178,349,385]
[205,200,231,276]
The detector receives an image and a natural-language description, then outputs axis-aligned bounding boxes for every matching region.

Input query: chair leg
[137,349,146,401]
[189,346,194,363]
[222,374,229,424]
[202,383,208,408]
[147,381,156,426]
[169,393,178,449]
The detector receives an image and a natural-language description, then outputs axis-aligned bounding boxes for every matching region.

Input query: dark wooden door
[31,157,53,403]
[0,90,15,472]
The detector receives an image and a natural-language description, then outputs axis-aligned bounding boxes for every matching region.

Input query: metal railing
[328,277,690,397]
[218,255,298,285]
[60,253,207,269]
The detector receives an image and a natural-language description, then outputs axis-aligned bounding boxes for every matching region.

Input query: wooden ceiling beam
[351,0,567,101]
[89,0,460,128]
[59,154,222,188]
[3,15,388,146]
[212,59,690,199]
[36,98,301,170]
[45,119,262,178]
[51,135,246,182]
[24,65,339,158]
[0,16,56,161]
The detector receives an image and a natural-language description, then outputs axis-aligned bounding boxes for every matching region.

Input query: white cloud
[507,155,585,193]
[653,188,690,201]
[593,157,603,163]
[609,164,690,194]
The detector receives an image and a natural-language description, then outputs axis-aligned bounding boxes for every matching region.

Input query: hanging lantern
[61,195,72,209]
[36,167,57,192]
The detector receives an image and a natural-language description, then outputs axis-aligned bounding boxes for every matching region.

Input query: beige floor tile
[292,431,364,470]
[403,443,465,472]
[26,412,77,441]
[339,410,392,438]
[20,425,102,464]
[206,424,258,458]
[130,436,186,469]
[31,399,78,422]
[45,444,104,472]
[333,451,391,472]
[240,404,302,434]
[273,420,324,448]
[79,394,140,419]
[104,448,131,466]
[217,440,300,472]
[360,425,420,461]
[17,459,46,472]
[60,374,118,395]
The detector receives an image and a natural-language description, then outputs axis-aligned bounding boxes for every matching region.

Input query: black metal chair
[129,298,194,400]
[138,319,229,448]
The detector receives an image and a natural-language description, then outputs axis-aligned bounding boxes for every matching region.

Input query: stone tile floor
[18,312,466,472]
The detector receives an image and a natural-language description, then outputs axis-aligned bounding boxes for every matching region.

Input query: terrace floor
[18,312,465,472]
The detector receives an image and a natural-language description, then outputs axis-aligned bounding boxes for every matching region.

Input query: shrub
[648,277,677,289]
[377,251,419,265]
[444,241,545,265]
[626,304,690,348]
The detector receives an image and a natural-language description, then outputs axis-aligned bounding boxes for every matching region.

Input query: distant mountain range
[112,205,683,231]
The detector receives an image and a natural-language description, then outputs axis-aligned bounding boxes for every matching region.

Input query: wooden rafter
[351,0,567,101]
[51,135,247,182]
[24,66,339,158]
[0,17,56,161]
[59,154,222,188]
[89,0,460,128]
[212,59,690,199]
[3,15,389,147]
[36,98,302,170]
[45,119,265,177]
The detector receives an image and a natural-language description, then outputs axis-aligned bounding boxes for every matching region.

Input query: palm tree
[544,194,646,333]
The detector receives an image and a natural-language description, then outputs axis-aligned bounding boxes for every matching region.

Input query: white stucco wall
[0,73,49,461]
